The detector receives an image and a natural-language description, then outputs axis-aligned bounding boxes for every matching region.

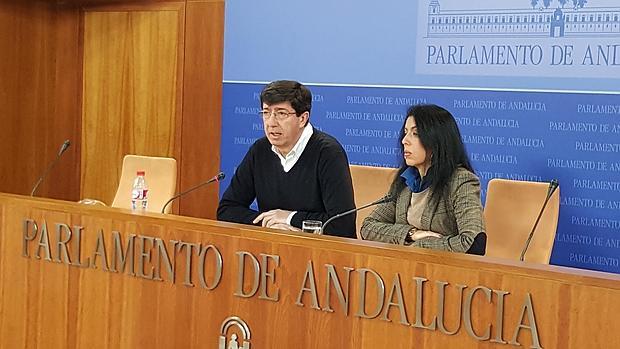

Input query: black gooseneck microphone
[30,139,71,197]
[160,172,225,213]
[519,179,559,262]
[320,194,396,234]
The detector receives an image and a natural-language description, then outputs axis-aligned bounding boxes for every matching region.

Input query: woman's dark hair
[393,104,474,206]
[260,80,312,116]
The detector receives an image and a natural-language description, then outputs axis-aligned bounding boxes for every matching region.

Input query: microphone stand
[320,194,394,234]
[519,179,559,262]
[161,172,225,213]
[30,140,71,196]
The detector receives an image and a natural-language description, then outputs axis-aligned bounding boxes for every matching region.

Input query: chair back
[484,178,560,264]
[111,155,177,213]
[349,165,398,239]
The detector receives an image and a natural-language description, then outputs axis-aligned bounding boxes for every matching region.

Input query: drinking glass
[302,220,323,235]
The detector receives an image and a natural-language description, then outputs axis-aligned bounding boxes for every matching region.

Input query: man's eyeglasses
[258,109,297,121]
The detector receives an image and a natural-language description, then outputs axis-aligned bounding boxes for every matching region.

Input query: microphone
[519,179,559,262]
[161,172,225,213]
[320,194,395,234]
[30,139,71,196]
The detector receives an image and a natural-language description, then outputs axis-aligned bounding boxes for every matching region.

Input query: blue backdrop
[221,0,620,273]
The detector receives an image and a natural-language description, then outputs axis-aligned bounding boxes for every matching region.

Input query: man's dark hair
[260,80,312,116]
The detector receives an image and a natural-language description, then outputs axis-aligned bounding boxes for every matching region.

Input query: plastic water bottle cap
[137,170,145,176]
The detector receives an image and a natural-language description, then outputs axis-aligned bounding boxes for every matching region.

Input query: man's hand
[253,209,294,227]
[269,223,301,232]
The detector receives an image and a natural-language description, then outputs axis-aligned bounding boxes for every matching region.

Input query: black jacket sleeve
[290,141,356,238]
[217,146,260,225]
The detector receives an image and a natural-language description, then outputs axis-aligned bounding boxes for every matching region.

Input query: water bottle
[131,170,149,211]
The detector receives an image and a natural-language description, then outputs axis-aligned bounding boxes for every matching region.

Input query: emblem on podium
[219,316,251,349]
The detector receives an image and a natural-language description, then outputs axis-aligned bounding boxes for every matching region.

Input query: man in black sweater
[217,80,356,238]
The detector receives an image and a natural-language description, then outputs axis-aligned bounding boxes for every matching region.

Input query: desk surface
[1,193,619,348]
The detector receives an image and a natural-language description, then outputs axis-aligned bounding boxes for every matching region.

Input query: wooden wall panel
[80,4,184,205]
[0,0,224,218]
[0,1,81,201]
[179,0,224,219]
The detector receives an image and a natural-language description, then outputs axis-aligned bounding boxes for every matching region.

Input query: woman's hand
[412,229,442,240]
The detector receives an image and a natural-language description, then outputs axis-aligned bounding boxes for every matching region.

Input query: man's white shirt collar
[271,123,314,173]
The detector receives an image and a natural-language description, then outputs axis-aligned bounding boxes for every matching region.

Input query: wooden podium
[1,193,619,348]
